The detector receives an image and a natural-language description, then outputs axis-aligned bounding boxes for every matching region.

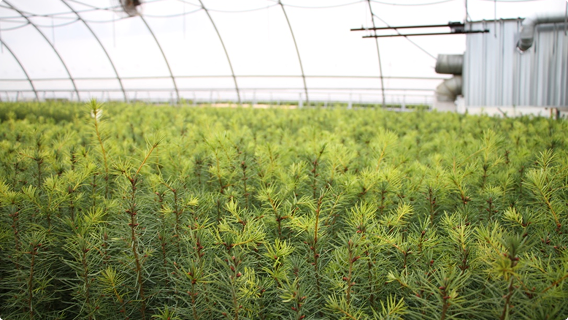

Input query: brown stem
[82,249,93,320]
[28,246,37,320]
[128,180,146,319]
[93,112,109,198]
[241,161,249,209]
[499,278,515,320]
[36,157,43,189]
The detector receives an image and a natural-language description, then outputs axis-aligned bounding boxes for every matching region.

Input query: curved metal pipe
[60,0,128,102]
[366,0,385,108]
[4,1,81,101]
[198,0,241,104]
[278,1,309,104]
[0,40,39,101]
[139,15,180,103]
[435,75,462,102]
[518,12,567,51]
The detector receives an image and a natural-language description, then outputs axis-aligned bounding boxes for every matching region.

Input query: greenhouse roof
[0,0,564,105]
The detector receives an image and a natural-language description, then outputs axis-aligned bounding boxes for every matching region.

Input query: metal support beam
[279,1,309,104]
[363,30,488,38]
[139,15,180,103]
[0,40,39,101]
[4,1,81,101]
[351,22,465,31]
[198,0,241,104]
[60,0,128,102]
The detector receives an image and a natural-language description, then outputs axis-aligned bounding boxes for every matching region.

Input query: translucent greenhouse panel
[0,49,31,90]
[209,3,305,76]
[284,3,380,77]
[140,9,231,76]
[79,9,176,79]
[1,25,75,88]
[233,76,309,103]
[175,77,237,90]
[75,79,124,91]
[122,78,179,91]
[4,0,71,17]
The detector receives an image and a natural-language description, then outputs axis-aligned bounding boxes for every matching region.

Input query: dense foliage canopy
[0,101,567,319]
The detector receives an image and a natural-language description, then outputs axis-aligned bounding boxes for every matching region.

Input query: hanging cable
[113,8,116,47]
[464,0,469,22]
[30,19,80,28]
[370,0,455,6]
[173,0,201,8]
[278,0,309,104]
[207,4,279,13]
[367,0,386,108]
[0,8,111,19]
[173,0,278,13]
[371,13,436,60]
[266,0,363,9]
[66,0,166,10]
[52,16,55,45]
[198,0,241,104]
[494,0,497,38]
[478,0,539,2]
[143,8,202,18]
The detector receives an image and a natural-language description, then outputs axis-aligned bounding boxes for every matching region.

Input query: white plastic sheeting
[0,0,565,105]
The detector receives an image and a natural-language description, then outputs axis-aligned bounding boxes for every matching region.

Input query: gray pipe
[518,12,567,51]
[435,54,463,75]
[436,76,462,102]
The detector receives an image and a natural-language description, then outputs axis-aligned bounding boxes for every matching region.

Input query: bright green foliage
[0,101,567,319]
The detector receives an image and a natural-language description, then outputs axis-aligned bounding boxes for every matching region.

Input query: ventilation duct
[436,76,462,102]
[517,12,567,51]
[435,54,463,75]
[433,54,463,111]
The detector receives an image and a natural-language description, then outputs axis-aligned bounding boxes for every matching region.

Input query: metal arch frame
[60,0,128,102]
[278,1,309,104]
[198,0,241,104]
[4,1,81,101]
[0,40,39,101]
[139,15,180,103]
[366,0,386,108]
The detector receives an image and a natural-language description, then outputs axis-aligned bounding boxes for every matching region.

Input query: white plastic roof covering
[0,0,565,105]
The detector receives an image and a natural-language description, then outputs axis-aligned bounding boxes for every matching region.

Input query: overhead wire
[265,0,364,9]
[477,0,540,2]
[371,13,437,60]
[30,19,80,28]
[0,7,203,24]
[366,0,386,108]
[129,8,203,18]
[0,3,119,19]
[65,0,166,11]
[0,0,468,103]
[370,0,455,6]
[174,0,279,13]
[207,4,280,13]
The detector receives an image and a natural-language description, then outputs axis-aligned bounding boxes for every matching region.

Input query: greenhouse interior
[0,0,565,113]
[1,1,568,320]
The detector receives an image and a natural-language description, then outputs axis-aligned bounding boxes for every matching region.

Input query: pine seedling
[88,99,112,199]
[60,207,106,319]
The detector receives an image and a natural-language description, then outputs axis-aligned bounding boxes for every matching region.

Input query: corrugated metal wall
[464,19,568,107]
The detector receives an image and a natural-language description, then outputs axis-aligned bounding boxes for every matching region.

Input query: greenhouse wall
[463,18,568,108]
